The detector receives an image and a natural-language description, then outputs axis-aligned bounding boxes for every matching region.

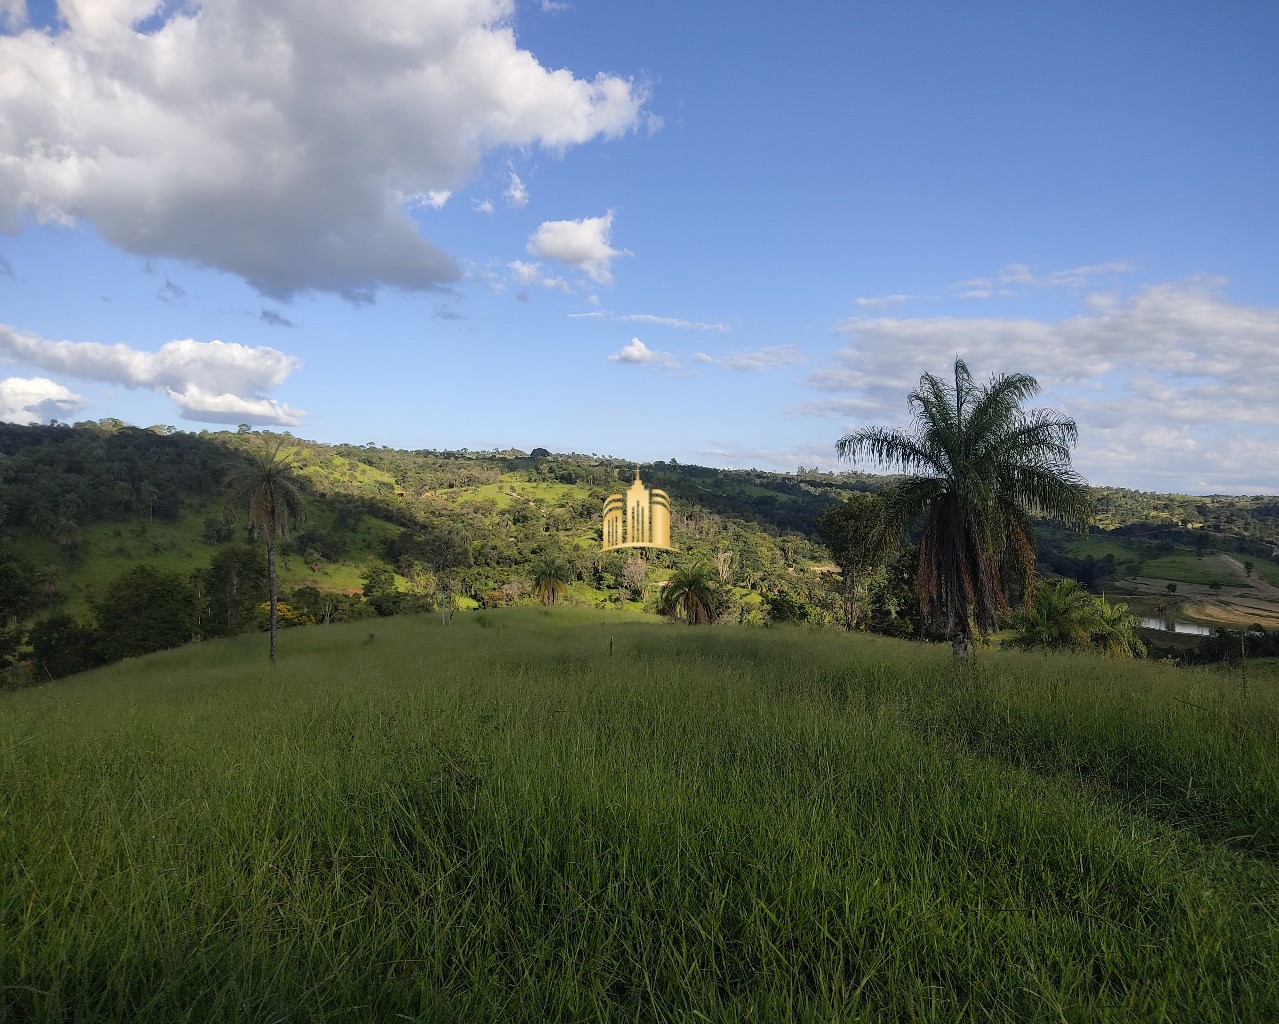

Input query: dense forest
[2,420,1277,682]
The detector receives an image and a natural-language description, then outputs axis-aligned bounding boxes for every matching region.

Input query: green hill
[2,420,1278,682]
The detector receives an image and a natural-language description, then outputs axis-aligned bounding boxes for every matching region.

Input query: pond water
[1139,618,1214,637]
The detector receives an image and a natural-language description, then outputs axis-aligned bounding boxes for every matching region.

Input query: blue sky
[2,0,1277,493]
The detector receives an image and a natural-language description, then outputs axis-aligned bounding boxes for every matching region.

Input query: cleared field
[3,611,1278,1023]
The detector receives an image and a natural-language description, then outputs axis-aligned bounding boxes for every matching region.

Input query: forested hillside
[3,420,1278,681]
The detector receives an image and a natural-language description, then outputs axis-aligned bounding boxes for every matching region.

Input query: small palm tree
[530,552,571,605]
[660,561,719,625]
[838,358,1093,656]
[1009,579,1144,658]
[224,437,307,663]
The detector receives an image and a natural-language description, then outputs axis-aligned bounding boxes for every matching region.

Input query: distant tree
[93,564,196,662]
[224,438,307,663]
[660,561,720,625]
[620,558,647,600]
[1209,581,1222,593]
[837,358,1092,656]
[817,491,887,630]
[1008,579,1144,658]
[530,552,571,605]
[1166,583,1178,595]
[1244,560,1255,578]
[0,551,41,623]
[195,544,268,638]
[29,613,105,679]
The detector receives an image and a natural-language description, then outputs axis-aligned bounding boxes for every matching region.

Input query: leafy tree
[529,551,571,605]
[817,491,886,629]
[29,613,105,679]
[659,561,720,625]
[194,544,268,638]
[224,439,308,662]
[837,358,1092,656]
[763,588,816,624]
[0,550,41,623]
[1166,583,1178,595]
[1244,560,1255,578]
[1008,579,1144,658]
[92,564,196,662]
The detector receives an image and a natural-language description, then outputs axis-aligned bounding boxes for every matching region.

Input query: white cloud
[956,261,1135,299]
[695,441,843,473]
[507,259,567,291]
[0,0,26,31]
[568,310,730,332]
[504,170,529,209]
[528,211,628,284]
[714,345,806,373]
[0,323,303,425]
[853,294,915,311]
[404,190,452,211]
[0,377,87,425]
[474,198,496,214]
[0,0,651,300]
[807,281,1279,491]
[607,336,679,371]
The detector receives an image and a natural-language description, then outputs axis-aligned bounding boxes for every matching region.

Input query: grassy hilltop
[4,610,1279,1022]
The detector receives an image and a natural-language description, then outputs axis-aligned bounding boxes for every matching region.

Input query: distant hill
[2,421,1277,680]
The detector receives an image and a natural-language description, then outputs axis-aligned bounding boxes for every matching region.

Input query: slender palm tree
[659,561,719,625]
[530,552,571,606]
[224,437,307,663]
[837,357,1093,656]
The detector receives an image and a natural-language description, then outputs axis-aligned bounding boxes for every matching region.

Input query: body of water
[1139,618,1213,636]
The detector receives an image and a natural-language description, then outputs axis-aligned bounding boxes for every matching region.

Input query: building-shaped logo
[602,467,674,551]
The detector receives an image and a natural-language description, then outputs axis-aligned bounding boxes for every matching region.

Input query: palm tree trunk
[268,541,278,664]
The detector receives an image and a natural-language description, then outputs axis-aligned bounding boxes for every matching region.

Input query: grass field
[1134,553,1243,588]
[4,611,1278,1022]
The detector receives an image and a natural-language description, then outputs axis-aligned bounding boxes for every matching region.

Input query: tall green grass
[3,612,1278,1022]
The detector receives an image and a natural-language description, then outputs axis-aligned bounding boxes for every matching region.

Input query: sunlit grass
[3,611,1277,1022]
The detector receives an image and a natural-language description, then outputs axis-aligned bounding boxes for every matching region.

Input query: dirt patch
[1181,599,1279,629]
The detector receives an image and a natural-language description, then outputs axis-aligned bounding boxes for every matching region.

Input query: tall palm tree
[659,561,719,625]
[224,437,307,663]
[837,358,1093,656]
[530,551,571,606]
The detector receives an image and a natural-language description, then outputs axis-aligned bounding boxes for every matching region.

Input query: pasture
[3,611,1277,1022]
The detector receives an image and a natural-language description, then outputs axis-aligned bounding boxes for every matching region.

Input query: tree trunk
[948,603,970,658]
[268,541,278,664]
[843,572,860,631]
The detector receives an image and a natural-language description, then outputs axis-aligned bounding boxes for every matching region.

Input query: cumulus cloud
[528,212,628,284]
[0,376,87,424]
[806,281,1279,491]
[0,323,304,425]
[504,170,529,209]
[568,310,731,332]
[607,337,679,371]
[0,0,651,300]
